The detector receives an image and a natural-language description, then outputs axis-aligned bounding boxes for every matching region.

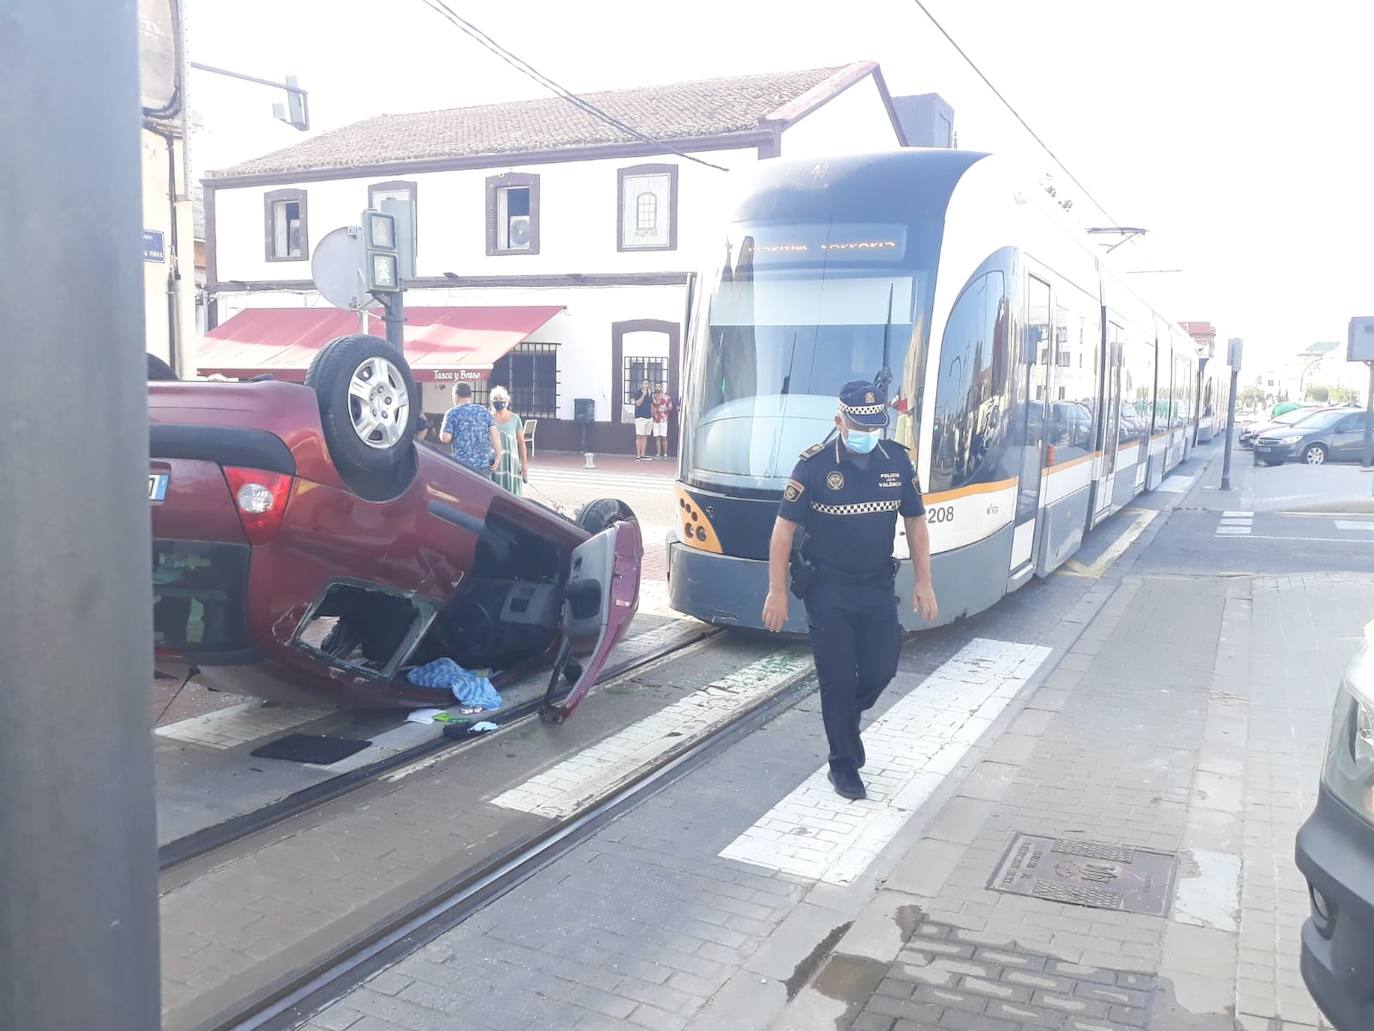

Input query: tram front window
[682,221,934,492]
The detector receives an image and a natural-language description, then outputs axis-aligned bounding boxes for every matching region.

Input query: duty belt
[813,557,898,585]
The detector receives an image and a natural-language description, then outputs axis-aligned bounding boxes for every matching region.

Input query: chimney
[891,93,955,148]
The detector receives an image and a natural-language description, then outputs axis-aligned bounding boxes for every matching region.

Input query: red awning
[197,306,563,382]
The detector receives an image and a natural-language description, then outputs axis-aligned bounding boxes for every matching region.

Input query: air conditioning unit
[507,215,531,249]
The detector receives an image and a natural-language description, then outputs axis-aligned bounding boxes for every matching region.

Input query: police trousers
[804,577,903,772]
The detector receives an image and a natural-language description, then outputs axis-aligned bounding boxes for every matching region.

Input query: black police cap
[838,380,889,428]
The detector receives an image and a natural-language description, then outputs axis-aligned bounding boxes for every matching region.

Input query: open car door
[541,519,643,723]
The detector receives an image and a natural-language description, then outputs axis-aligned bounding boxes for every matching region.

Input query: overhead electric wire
[416,0,731,172]
[907,0,1122,231]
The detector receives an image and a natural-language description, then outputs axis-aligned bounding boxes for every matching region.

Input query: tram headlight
[1321,628,1374,824]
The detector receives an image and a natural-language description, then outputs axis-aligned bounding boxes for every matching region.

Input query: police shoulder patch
[783,479,804,503]
[799,443,826,460]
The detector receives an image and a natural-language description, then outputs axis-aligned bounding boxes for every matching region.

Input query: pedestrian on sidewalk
[489,386,529,496]
[760,379,939,801]
[650,383,673,459]
[440,382,502,478]
[633,379,653,460]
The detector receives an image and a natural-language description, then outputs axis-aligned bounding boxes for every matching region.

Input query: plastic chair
[523,418,538,456]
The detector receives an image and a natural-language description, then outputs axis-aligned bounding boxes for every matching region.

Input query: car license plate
[149,473,169,502]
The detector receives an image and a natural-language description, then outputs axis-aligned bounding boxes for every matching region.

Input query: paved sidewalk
[778,568,1374,1030]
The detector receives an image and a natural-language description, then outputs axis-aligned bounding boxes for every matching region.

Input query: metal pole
[1363,361,1374,470]
[1220,368,1240,490]
[381,292,406,355]
[0,2,160,1028]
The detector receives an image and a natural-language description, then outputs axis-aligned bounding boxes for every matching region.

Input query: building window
[486,172,540,255]
[264,188,308,261]
[623,356,668,407]
[490,342,558,419]
[618,164,677,251]
[369,180,416,253]
[636,191,658,233]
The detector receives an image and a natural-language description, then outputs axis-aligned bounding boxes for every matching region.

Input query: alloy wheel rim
[1306,447,1325,465]
[347,356,409,449]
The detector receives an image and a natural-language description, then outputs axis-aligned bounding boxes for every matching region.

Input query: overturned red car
[148,334,642,721]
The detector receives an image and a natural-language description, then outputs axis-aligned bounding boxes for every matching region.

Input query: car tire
[1303,443,1328,466]
[147,353,178,381]
[305,334,417,475]
[576,497,637,534]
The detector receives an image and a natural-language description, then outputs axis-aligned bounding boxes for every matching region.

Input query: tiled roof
[209,64,868,179]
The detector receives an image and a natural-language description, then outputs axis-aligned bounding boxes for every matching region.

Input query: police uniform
[778,381,925,793]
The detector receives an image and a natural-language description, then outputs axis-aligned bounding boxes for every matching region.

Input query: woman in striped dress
[489,386,528,495]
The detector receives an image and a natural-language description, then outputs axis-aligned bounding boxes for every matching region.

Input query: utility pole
[1363,361,1373,470]
[1347,319,1374,471]
[0,2,160,1028]
[1220,338,1243,491]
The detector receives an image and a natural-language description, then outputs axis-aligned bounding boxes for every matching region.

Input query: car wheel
[146,353,178,381]
[575,497,637,534]
[305,334,416,474]
[1303,444,1328,466]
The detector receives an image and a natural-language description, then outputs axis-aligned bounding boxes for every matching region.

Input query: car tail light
[223,466,293,545]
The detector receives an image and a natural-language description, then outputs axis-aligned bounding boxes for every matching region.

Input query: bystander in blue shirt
[440,386,500,474]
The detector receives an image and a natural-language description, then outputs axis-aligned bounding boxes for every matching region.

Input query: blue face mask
[845,428,880,454]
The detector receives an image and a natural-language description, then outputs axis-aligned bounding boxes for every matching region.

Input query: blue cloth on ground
[405,658,501,710]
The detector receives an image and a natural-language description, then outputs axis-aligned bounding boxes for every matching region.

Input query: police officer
[761,380,938,800]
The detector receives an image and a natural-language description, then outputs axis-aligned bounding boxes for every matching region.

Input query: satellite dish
[311,226,368,309]
[508,216,531,248]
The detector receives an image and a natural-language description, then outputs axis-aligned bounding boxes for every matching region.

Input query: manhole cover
[988,833,1178,916]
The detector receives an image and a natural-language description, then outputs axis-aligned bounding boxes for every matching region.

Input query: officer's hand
[914,580,939,624]
[762,590,789,633]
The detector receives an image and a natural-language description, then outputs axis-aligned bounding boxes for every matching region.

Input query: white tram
[668,150,1227,633]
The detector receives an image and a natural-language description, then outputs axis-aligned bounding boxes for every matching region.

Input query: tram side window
[1046,300,1097,461]
[928,270,1009,494]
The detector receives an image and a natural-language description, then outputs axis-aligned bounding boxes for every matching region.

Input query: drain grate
[989,833,1178,916]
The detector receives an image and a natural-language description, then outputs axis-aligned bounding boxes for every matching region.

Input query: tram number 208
[925,505,955,525]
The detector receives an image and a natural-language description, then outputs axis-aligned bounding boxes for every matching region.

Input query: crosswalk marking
[718,638,1053,885]
[490,648,813,819]
[1216,511,1254,537]
[155,700,333,749]
[1334,520,1374,532]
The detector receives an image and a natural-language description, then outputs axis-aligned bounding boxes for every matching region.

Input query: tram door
[1093,322,1124,523]
[1011,276,1052,573]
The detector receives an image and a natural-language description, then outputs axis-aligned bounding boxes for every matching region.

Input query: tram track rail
[158,624,723,875]
[203,639,817,1031]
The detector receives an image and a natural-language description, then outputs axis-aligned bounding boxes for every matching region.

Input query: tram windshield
[682,220,935,492]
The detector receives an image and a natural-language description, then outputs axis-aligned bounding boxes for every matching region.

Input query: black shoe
[828,766,866,801]
[856,734,866,770]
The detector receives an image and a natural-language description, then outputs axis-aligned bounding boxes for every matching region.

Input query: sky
[184,0,1374,373]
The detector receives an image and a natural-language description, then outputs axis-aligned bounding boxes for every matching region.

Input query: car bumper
[1254,443,1296,463]
[1296,785,1374,1029]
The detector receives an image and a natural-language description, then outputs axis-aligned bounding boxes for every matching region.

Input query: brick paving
[295,572,1093,1031]
[783,566,1374,1030]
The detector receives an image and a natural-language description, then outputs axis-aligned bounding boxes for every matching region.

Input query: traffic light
[363,209,400,293]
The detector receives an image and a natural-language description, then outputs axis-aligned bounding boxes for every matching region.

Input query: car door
[1333,413,1371,461]
[541,519,643,722]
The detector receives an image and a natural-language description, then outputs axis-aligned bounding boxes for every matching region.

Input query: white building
[198,62,915,453]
